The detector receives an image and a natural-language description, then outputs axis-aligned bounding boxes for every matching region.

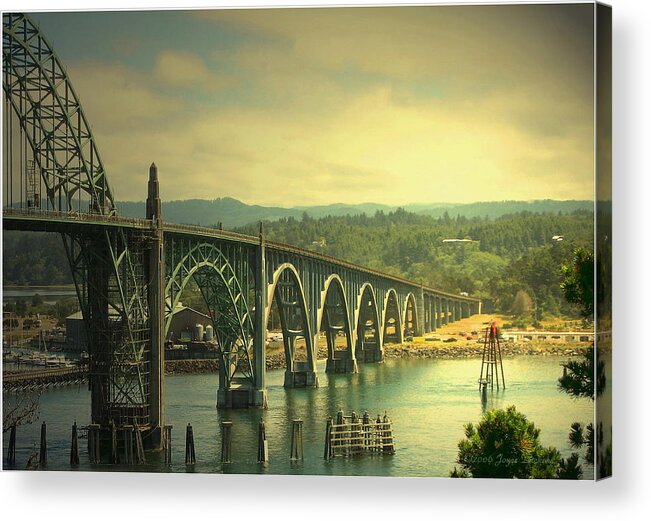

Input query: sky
[28,4,595,206]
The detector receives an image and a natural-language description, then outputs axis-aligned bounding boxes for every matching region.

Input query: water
[2,355,594,478]
[3,285,76,305]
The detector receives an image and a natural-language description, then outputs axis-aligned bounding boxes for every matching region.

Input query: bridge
[2,13,481,450]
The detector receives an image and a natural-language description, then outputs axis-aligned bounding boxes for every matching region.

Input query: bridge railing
[3,208,150,229]
[3,366,87,383]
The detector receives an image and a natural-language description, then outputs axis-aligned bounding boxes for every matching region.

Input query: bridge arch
[382,288,403,345]
[317,274,357,374]
[3,13,114,213]
[267,263,317,387]
[165,242,254,392]
[354,283,383,363]
[402,292,419,338]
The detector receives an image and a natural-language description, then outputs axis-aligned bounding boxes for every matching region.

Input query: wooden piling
[88,424,100,464]
[7,424,17,467]
[221,421,233,464]
[185,423,196,465]
[257,420,268,464]
[335,409,344,450]
[122,425,134,465]
[290,419,304,461]
[163,425,173,466]
[324,417,333,460]
[70,422,80,466]
[362,411,370,448]
[382,413,395,454]
[134,423,146,464]
[38,422,47,468]
[110,421,118,464]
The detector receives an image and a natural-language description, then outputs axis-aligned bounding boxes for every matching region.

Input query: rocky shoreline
[383,341,588,360]
[165,342,586,375]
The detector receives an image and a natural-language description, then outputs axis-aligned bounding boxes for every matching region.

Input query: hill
[114,198,592,228]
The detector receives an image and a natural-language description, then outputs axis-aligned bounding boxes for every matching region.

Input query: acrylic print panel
[2,2,611,480]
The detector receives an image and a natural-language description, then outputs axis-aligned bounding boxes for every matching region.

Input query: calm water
[2,356,594,478]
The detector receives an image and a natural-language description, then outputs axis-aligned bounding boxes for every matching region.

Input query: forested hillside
[237,209,593,318]
[3,205,593,320]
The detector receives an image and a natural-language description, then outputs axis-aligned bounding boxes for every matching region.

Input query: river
[2,355,595,478]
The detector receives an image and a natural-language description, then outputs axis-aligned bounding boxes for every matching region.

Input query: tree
[511,289,533,316]
[15,299,28,317]
[561,246,594,319]
[3,391,41,432]
[558,346,605,399]
[558,246,610,477]
[31,293,44,307]
[451,406,563,478]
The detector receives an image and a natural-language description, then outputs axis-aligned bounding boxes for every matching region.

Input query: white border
[2,0,650,519]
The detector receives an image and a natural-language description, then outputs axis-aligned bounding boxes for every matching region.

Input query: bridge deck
[3,208,480,303]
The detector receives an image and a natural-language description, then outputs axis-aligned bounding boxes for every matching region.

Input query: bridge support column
[462,302,471,319]
[417,286,425,336]
[146,163,165,449]
[443,299,450,325]
[430,298,436,331]
[251,230,268,407]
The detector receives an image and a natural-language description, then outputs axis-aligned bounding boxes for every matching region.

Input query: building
[166,304,212,344]
[65,310,86,352]
[65,303,214,352]
[501,331,594,343]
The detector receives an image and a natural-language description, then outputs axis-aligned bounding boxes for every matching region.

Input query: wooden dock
[324,410,395,459]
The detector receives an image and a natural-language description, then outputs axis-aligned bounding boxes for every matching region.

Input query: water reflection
[3,356,594,478]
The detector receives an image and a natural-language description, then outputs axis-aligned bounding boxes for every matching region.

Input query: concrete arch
[382,288,403,344]
[266,263,316,387]
[354,283,383,363]
[317,274,356,373]
[402,292,419,338]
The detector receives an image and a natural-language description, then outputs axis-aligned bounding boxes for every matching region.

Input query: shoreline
[164,342,588,375]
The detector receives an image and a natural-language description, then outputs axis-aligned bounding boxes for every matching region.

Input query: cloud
[154,50,233,91]
[53,5,595,206]
[68,61,184,132]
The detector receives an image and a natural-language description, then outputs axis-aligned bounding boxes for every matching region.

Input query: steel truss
[62,228,151,427]
[3,13,156,433]
[164,238,255,391]
[2,13,113,213]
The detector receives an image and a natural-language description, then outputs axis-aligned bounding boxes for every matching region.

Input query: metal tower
[478,320,505,390]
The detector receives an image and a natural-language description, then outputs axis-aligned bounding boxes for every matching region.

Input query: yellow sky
[34,4,595,205]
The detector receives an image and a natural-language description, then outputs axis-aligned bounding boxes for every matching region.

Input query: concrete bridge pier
[417,287,425,336]
[145,162,165,448]
[217,226,268,409]
[251,229,269,407]
[436,298,442,328]
[462,301,471,319]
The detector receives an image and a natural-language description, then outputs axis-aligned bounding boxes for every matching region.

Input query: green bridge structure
[2,13,481,449]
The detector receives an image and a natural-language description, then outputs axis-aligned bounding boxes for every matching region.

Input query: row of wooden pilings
[213,419,303,465]
[6,411,393,468]
[5,421,172,469]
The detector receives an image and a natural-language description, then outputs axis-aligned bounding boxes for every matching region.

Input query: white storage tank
[194,323,204,342]
[205,324,214,342]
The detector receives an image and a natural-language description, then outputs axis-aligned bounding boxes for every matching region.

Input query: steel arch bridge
[2,13,481,449]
